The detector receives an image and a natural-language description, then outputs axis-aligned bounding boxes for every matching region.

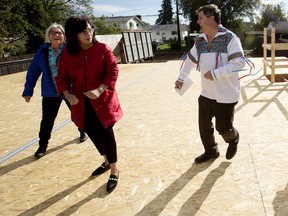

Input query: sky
[91,0,188,25]
[262,0,288,13]
[91,0,288,25]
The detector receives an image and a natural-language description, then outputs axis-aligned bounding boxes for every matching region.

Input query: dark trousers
[38,96,82,146]
[83,98,117,163]
[198,95,239,154]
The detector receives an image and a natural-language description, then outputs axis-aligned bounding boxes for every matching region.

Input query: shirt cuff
[211,69,217,80]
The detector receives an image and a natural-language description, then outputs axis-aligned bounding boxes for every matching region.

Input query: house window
[129,22,134,28]
[172,31,177,35]
[156,31,160,35]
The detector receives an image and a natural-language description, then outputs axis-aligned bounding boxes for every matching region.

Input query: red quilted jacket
[56,42,123,129]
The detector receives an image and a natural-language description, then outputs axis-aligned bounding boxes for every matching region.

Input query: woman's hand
[63,91,79,105]
[23,96,31,103]
[84,88,102,99]
[84,85,107,100]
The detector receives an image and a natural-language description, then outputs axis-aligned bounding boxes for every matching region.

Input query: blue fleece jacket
[22,43,58,97]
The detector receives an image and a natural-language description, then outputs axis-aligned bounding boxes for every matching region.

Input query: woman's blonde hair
[45,23,65,43]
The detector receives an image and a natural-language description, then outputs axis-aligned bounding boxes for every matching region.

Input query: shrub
[167,37,179,50]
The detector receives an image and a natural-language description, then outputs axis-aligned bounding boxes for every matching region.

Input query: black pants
[198,95,239,154]
[39,96,82,146]
[83,98,117,164]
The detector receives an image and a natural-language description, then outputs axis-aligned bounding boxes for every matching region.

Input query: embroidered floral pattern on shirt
[188,52,198,64]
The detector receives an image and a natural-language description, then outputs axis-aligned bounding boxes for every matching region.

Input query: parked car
[152,38,164,45]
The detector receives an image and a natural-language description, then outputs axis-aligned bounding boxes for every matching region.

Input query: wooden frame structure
[262,27,288,82]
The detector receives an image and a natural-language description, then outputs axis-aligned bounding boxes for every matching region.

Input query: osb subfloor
[0,58,287,216]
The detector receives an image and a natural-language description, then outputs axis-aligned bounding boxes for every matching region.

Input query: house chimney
[136,15,142,20]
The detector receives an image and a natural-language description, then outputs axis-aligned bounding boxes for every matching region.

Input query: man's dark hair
[65,16,97,54]
[196,4,221,24]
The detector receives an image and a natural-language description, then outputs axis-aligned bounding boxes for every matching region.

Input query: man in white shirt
[175,4,245,163]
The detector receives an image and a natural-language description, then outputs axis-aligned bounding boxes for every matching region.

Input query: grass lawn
[156,42,189,52]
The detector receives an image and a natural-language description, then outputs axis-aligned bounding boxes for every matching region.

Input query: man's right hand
[175,80,183,90]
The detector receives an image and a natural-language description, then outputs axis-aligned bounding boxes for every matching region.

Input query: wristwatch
[98,86,105,93]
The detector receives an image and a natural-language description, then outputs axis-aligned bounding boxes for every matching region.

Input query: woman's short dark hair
[65,16,97,54]
[196,4,221,24]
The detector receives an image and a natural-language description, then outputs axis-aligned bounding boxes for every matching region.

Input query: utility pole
[176,0,181,50]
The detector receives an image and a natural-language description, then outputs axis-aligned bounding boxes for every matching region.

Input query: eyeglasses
[50,31,64,36]
[80,28,94,37]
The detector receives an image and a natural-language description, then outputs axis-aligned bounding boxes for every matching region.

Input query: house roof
[105,16,135,23]
[268,21,288,33]
[104,16,146,26]
[143,24,189,32]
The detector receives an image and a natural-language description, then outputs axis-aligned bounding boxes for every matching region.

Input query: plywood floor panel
[0,58,287,215]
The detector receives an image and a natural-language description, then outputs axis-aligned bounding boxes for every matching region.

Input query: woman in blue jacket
[22,23,88,159]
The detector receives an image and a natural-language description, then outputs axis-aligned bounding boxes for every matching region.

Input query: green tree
[179,0,260,33]
[91,16,122,35]
[0,0,94,56]
[25,0,93,53]
[24,0,49,53]
[155,0,174,25]
[0,0,43,55]
[254,3,288,30]
[42,0,93,23]
[0,1,27,45]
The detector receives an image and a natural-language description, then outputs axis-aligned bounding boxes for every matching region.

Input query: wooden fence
[0,54,34,76]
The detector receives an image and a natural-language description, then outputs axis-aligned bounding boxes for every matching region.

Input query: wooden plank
[265,57,288,62]
[271,28,276,83]
[262,44,288,50]
[262,27,288,82]
[263,28,267,75]
[274,65,288,68]
[263,60,272,69]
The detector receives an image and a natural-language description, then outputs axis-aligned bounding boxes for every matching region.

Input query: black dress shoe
[106,172,119,193]
[194,152,220,164]
[226,144,238,160]
[91,162,110,176]
[79,132,88,143]
[34,146,47,159]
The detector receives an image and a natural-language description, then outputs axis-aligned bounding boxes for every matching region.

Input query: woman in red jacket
[56,16,123,193]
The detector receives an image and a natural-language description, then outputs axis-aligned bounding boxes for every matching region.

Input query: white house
[267,21,288,34]
[267,21,288,42]
[104,16,146,31]
[143,24,189,42]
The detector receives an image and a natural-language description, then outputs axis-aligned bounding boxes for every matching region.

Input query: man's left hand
[204,70,214,81]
